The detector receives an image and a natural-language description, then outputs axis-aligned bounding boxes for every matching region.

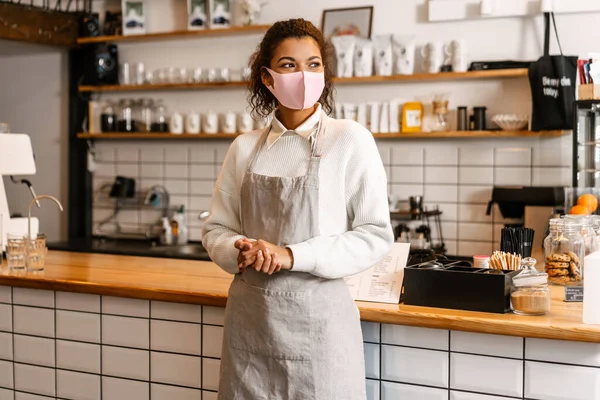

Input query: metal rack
[390,207,445,254]
[572,100,600,187]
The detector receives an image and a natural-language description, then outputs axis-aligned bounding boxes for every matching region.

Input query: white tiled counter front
[1,286,600,400]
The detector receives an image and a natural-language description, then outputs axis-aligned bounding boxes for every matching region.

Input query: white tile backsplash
[57,370,101,400]
[425,166,458,184]
[102,346,150,381]
[202,358,221,391]
[389,184,423,199]
[381,382,447,400]
[151,320,201,355]
[381,345,449,388]
[151,384,201,400]
[450,392,516,400]
[0,360,13,389]
[494,167,531,185]
[0,332,12,360]
[532,166,572,186]
[451,331,523,359]
[361,321,381,343]
[390,166,423,184]
[103,377,149,400]
[117,163,140,177]
[0,304,12,332]
[203,391,218,400]
[165,147,190,163]
[457,204,491,222]
[202,306,225,326]
[425,185,458,203]
[102,296,149,317]
[0,287,10,304]
[381,325,448,350]
[150,301,202,323]
[494,148,531,166]
[12,289,53,308]
[459,146,494,166]
[56,292,100,313]
[459,167,494,185]
[366,379,380,400]
[56,340,101,374]
[202,325,224,358]
[116,146,140,163]
[13,306,53,338]
[450,353,523,397]
[13,335,55,367]
[190,145,215,163]
[526,338,600,367]
[140,163,164,179]
[102,315,149,349]
[458,185,493,204]
[425,147,458,166]
[56,310,100,343]
[165,164,189,179]
[14,364,54,397]
[364,343,380,379]
[391,145,423,165]
[0,388,13,400]
[525,361,600,400]
[457,241,493,257]
[457,222,493,241]
[151,352,201,388]
[15,394,53,400]
[190,164,215,180]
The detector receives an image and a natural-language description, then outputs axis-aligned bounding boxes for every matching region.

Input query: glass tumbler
[6,234,26,270]
[27,234,47,272]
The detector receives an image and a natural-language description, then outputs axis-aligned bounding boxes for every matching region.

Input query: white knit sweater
[201,109,394,279]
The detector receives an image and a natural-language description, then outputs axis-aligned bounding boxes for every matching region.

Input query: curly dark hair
[247,18,335,119]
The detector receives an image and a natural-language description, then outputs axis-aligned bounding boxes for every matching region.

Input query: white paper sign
[344,243,411,304]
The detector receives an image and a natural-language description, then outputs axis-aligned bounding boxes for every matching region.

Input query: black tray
[402,262,520,314]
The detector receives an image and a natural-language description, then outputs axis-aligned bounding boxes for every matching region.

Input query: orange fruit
[570,204,592,215]
[577,194,598,213]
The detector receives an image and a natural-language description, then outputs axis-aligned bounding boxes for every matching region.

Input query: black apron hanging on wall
[528,12,577,131]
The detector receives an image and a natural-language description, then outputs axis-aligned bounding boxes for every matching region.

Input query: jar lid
[513,257,548,287]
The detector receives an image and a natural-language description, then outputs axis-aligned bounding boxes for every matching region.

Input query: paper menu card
[344,243,410,304]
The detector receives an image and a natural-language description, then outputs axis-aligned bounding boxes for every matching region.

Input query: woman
[202,18,393,400]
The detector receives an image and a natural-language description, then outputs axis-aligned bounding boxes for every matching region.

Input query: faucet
[28,195,64,241]
[144,185,171,218]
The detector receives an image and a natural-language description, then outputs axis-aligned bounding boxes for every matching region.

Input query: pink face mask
[264,67,325,110]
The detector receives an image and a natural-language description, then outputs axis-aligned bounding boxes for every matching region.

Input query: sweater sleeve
[286,126,394,279]
[201,139,246,274]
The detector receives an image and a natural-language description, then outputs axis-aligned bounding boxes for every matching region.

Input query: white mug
[238,112,254,133]
[221,111,237,134]
[170,112,184,134]
[203,111,218,134]
[444,40,468,72]
[185,111,201,134]
[420,41,444,73]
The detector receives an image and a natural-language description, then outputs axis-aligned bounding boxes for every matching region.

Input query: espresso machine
[0,134,40,251]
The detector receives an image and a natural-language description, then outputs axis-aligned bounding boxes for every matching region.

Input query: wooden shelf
[79,81,247,93]
[77,133,240,139]
[78,130,565,140]
[77,69,528,93]
[76,25,270,44]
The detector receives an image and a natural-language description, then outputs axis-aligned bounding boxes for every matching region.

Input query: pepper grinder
[470,106,487,130]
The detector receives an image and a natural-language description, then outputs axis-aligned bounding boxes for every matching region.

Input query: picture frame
[187,0,208,30]
[321,6,373,40]
[121,0,146,35]
[209,0,231,29]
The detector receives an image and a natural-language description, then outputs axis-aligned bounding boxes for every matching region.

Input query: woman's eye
[281,63,294,68]
[309,62,321,68]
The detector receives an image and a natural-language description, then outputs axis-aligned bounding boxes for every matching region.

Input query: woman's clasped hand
[234,238,294,274]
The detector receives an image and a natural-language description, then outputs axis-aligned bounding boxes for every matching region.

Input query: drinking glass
[6,234,26,270]
[27,234,47,272]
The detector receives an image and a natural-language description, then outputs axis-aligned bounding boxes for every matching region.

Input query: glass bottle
[591,215,600,250]
[100,101,117,132]
[117,99,135,133]
[152,101,169,132]
[543,219,584,286]
[564,215,597,256]
[511,257,550,316]
[138,98,155,132]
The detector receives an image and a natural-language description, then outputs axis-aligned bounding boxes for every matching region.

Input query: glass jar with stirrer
[431,94,449,132]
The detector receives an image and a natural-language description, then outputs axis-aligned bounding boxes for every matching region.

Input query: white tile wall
[102,297,149,318]
[102,346,150,381]
[15,394,53,400]
[525,361,600,400]
[0,388,13,400]
[56,340,101,374]
[364,343,380,379]
[14,364,55,397]
[13,307,54,338]
[150,301,202,323]
[0,304,12,332]
[56,292,100,313]
[203,391,218,400]
[102,377,149,400]
[526,338,600,367]
[381,345,449,388]
[202,325,223,358]
[382,325,448,350]
[202,306,225,326]
[102,315,149,349]
[12,289,53,308]
[0,287,10,303]
[151,384,201,400]
[13,335,55,367]
[57,370,101,400]
[361,322,381,343]
[450,392,516,400]
[56,310,100,343]
[202,358,221,391]
[0,360,13,389]
[151,352,201,388]
[381,382,447,400]
[451,331,523,359]
[0,332,13,360]
[450,353,523,397]
[366,379,380,400]
[151,320,201,355]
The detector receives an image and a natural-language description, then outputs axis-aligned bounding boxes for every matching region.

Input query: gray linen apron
[218,112,366,400]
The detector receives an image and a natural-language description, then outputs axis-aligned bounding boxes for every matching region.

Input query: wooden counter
[1,251,599,343]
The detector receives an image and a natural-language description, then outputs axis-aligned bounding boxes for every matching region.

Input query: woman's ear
[261,67,273,88]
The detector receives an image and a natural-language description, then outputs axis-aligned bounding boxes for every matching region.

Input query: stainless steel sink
[150,244,208,256]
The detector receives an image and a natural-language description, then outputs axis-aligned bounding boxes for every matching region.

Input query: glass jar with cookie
[543,219,584,286]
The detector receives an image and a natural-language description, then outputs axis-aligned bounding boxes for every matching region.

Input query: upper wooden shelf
[76,24,271,44]
[78,68,529,93]
[77,130,564,140]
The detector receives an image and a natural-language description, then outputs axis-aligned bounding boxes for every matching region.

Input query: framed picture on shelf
[321,6,373,40]
[121,0,146,35]
[187,0,208,30]
[209,0,231,29]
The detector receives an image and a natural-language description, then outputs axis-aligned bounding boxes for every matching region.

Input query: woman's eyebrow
[277,56,295,63]
[308,56,322,61]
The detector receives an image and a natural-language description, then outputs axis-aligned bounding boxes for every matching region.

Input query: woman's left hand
[238,239,293,274]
